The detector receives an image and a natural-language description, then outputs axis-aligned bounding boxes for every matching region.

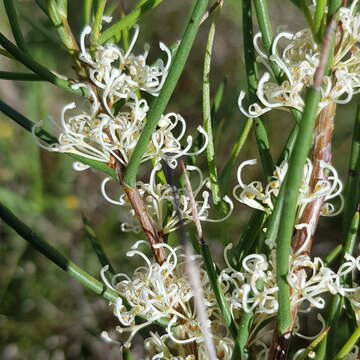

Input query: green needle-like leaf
[124,0,210,187]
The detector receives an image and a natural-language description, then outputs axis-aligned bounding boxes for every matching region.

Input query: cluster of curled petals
[101,163,233,234]
[233,158,343,217]
[239,0,360,118]
[220,246,360,318]
[34,24,208,171]
[100,241,233,359]
[79,24,171,113]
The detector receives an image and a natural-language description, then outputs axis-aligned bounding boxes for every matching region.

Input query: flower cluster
[239,0,360,117]
[101,163,233,234]
[101,241,234,359]
[233,158,343,218]
[34,24,207,171]
[101,239,360,359]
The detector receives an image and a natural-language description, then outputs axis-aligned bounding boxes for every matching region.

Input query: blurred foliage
[0,0,356,358]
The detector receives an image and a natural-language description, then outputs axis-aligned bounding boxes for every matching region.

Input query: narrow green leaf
[124,0,210,187]
[0,33,87,96]
[276,87,322,334]
[0,72,43,81]
[83,215,116,275]
[4,0,28,53]
[334,327,360,360]
[203,8,221,205]
[0,201,118,303]
[342,103,360,240]
[99,0,164,44]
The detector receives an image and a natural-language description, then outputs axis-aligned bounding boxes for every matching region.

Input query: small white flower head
[79,24,171,113]
[233,158,343,218]
[101,163,233,234]
[100,242,231,357]
[239,2,360,118]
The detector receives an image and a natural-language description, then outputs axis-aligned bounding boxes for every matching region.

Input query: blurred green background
[0,0,355,358]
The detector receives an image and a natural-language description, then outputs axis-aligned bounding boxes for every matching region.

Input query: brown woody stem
[292,101,336,253]
[122,185,166,264]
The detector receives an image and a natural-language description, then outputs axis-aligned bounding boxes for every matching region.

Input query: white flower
[239,1,360,118]
[80,24,171,114]
[100,241,232,358]
[233,158,343,218]
[101,163,233,234]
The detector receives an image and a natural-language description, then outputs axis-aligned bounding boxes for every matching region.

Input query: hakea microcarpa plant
[2,0,360,359]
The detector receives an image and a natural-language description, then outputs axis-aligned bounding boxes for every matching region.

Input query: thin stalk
[4,0,28,53]
[203,6,221,205]
[334,327,360,360]
[83,215,115,275]
[328,0,342,18]
[276,88,322,334]
[47,0,79,54]
[83,0,93,25]
[0,201,118,303]
[99,0,164,44]
[276,13,336,335]
[92,0,107,45]
[0,33,88,96]
[124,0,210,187]
[297,327,330,360]
[314,295,344,360]
[253,0,280,78]
[179,162,237,339]
[313,0,327,40]
[324,244,342,265]
[342,103,360,239]
[244,0,274,179]
[231,311,253,360]
[0,100,117,178]
[0,72,42,81]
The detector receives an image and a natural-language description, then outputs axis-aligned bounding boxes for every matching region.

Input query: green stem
[83,215,115,275]
[4,0,28,53]
[231,311,253,360]
[314,295,344,360]
[297,327,330,360]
[47,0,79,54]
[324,244,342,265]
[83,0,93,25]
[276,87,322,334]
[124,0,210,187]
[334,327,360,360]
[313,0,327,40]
[0,201,118,303]
[0,33,88,96]
[0,72,43,81]
[244,0,273,180]
[342,103,360,240]
[201,244,237,338]
[92,0,107,45]
[99,0,164,44]
[203,8,221,205]
[253,0,280,78]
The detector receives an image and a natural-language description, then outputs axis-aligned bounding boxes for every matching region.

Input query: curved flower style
[101,163,233,234]
[220,245,360,317]
[80,24,171,113]
[233,158,343,218]
[34,24,209,171]
[100,241,233,359]
[239,0,360,117]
